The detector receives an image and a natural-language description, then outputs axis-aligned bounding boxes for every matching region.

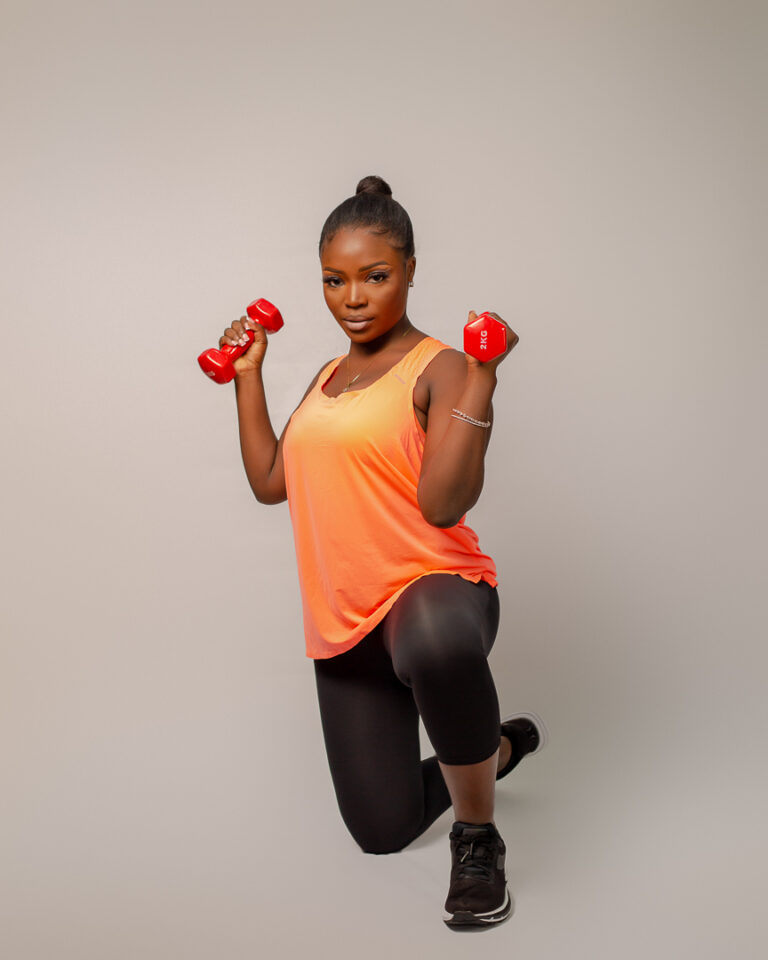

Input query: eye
[323,276,342,288]
[368,271,389,283]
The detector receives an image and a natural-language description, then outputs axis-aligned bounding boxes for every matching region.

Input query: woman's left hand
[464,311,519,375]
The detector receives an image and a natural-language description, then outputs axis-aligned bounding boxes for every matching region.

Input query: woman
[218,175,547,928]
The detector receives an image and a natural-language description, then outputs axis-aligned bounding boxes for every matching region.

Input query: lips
[343,316,373,331]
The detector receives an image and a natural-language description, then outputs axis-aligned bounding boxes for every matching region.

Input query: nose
[346,280,366,307]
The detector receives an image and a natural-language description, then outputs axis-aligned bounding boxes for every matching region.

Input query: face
[320,227,415,343]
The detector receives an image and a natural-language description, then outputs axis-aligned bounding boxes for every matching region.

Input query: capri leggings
[313,572,501,855]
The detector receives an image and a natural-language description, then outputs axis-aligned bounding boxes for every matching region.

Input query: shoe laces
[454,832,497,882]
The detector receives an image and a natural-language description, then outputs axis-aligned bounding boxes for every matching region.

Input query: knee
[342,813,417,855]
[358,834,410,855]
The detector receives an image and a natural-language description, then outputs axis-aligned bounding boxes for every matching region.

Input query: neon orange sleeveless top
[282,336,498,659]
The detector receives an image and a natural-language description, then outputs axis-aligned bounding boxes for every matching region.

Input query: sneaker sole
[443,887,514,927]
[501,710,549,756]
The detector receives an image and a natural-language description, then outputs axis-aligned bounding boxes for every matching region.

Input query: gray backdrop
[2,1,766,957]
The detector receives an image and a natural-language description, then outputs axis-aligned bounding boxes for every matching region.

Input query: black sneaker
[443,821,513,927]
[496,710,548,781]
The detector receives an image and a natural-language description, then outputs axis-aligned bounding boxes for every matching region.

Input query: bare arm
[219,312,326,504]
[233,364,324,504]
[417,311,518,527]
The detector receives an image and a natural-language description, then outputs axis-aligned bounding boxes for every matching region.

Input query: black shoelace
[455,834,496,882]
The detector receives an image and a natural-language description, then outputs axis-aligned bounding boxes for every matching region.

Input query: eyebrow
[322,260,390,274]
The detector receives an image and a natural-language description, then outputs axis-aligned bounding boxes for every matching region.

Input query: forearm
[417,367,498,527]
[233,369,280,502]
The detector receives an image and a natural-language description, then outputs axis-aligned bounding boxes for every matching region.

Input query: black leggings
[313,573,501,855]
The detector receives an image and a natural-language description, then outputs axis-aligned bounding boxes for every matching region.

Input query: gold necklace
[343,323,412,393]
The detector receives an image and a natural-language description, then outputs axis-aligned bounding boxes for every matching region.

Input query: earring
[408,280,414,287]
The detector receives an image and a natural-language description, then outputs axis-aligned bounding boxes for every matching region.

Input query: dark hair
[318,175,415,261]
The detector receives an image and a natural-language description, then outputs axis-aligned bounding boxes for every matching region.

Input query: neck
[350,315,413,357]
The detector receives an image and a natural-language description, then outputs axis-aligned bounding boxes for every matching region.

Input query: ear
[406,256,416,284]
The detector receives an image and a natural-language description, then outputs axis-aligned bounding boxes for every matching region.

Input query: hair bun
[319,175,414,260]
[355,175,393,198]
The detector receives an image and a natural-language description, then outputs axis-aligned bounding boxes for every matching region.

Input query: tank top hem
[306,569,499,660]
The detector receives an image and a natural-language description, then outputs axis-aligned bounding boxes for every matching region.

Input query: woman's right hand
[219,316,268,376]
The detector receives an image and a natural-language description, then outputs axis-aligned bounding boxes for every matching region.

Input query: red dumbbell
[198,298,284,384]
[463,312,507,362]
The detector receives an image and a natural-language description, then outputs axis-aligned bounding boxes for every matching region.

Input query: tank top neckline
[319,335,437,402]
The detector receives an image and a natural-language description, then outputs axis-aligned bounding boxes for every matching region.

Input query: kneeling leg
[313,627,452,854]
[382,575,502,823]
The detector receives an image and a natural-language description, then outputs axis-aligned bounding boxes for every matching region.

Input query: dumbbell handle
[198,298,283,384]
[217,329,255,364]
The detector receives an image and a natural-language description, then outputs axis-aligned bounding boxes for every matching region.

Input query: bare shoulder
[301,357,336,399]
[419,346,469,394]
[413,347,468,427]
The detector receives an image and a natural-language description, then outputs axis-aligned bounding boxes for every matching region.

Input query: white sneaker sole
[443,887,514,927]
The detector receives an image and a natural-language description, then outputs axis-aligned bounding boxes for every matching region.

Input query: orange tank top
[282,335,498,659]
